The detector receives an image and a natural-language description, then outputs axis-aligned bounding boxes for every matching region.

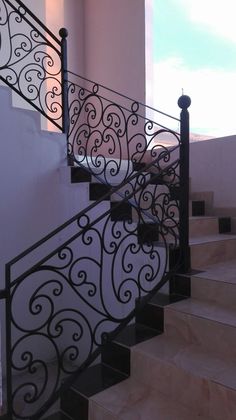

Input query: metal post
[5,264,12,419]
[59,28,72,165]
[178,94,191,273]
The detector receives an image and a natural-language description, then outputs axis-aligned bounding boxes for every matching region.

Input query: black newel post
[178,94,191,273]
[59,28,72,165]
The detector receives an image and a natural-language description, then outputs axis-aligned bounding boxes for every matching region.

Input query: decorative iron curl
[0,0,63,128]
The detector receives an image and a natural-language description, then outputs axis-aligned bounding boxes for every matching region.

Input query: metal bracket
[0,289,7,299]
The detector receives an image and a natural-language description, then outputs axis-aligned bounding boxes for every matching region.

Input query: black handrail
[67,70,180,122]
[5,0,61,45]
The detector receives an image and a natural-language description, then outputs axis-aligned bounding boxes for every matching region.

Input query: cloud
[152,58,236,137]
[174,0,236,44]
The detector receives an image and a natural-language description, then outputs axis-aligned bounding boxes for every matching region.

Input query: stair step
[44,412,72,420]
[170,273,192,297]
[190,190,214,215]
[191,261,236,307]
[136,303,164,332]
[137,223,159,244]
[114,323,161,347]
[89,375,210,420]
[131,335,236,420]
[218,216,231,233]
[189,216,231,237]
[150,291,189,305]
[132,161,147,172]
[110,201,132,221]
[190,200,205,216]
[61,364,128,419]
[164,297,236,359]
[190,234,236,268]
[89,183,111,201]
[71,167,91,183]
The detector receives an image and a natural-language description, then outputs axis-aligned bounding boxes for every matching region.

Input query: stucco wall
[190,136,236,214]
[0,87,92,278]
[83,0,146,102]
[0,86,90,390]
[22,0,146,99]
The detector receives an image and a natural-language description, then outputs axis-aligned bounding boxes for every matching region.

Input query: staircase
[40,173,236,420]
[1,1,236,420]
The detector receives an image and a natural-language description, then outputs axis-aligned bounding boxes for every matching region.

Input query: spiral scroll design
[67,74,180,184]
[0,0,63,128]
[2,4,182,416]
[7,157,180,417]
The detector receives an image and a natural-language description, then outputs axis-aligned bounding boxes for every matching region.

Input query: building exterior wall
[83,0,146,102]
[190,135,236,212]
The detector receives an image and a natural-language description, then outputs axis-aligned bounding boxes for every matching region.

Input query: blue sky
[152,0,236,137]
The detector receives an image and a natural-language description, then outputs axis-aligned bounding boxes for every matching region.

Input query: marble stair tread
[193,259,236,284]
[90,376,210,420]
[164,298,236,360]
[165,297,236,329]
[190,234,236,268]
[132,334,236,400]
[191,262,236,307]
[189,233,236,244]
[189,216,218,220]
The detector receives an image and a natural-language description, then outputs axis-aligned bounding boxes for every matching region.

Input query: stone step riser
[132,214,225,238]
[131,345,236,420]
[191,276,236,307]
[190,238,236,269]
[189,218,219,237]
[164,308,236,360]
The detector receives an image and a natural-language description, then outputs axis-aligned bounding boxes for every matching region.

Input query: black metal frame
[0,1,191,418]
[3,153,183,419]
[0,0,68,131]
[66,71,181,181]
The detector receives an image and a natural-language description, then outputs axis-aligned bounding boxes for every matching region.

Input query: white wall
[45,0,84,75]
[190,136,236,214]
[145,0,154,108]
[0,86,89,401]
[83,0,146,102]
[0,87,92,280]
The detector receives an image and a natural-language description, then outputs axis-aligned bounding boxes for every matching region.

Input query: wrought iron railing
[0,0,68,131]
[66,71,181,182]
[2,145,187,418]
[0,0,191,418]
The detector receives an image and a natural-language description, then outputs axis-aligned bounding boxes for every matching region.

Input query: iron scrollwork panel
[0,0,63,128]
[8,190,177,418]
[67,74,180,184]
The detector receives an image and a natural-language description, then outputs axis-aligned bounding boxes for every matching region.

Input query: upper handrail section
[5,0,61,45]
[0,0,64,129]
[66,71,181,183]
[67,70,180,124]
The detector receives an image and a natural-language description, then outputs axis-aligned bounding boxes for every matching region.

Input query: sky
[153,0,236,137]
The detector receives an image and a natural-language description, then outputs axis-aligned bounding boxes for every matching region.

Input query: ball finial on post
[59,27,68,39]
[178,95,191,110]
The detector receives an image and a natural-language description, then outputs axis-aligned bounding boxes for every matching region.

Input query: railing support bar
[59,28,71,165]
[178,94,191,273]
[3,265,12,419]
